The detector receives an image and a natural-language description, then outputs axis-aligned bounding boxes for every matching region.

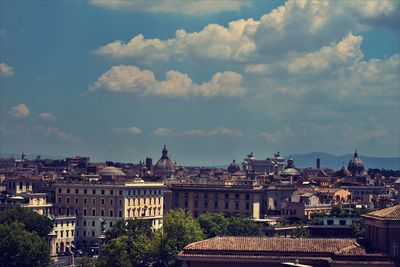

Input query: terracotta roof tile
[184,237,360,254]
[362,205,400,220]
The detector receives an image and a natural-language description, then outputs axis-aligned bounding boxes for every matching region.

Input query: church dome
[347,150,365,176]
[283,167,300,176]
[227,159,241,173]
[99,166,126,176]
[154,145,175,178]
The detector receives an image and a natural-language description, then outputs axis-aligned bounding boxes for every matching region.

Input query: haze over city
[1,0,399,165]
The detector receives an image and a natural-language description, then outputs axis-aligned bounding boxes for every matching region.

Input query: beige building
[54,180,164,249]
[167,180,263,219]
[50,215,77,254]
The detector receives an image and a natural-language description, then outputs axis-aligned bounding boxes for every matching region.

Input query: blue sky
[0,0,399,165]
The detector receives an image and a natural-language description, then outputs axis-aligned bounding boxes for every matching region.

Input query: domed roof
[154,144,175,171]
[227,159,241,173]
[347,150,365,176]
[99,166,126,176]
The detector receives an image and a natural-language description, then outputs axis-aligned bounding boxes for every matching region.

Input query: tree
[350,220,365,238]
[158,209,204,266]
[227,215,264,236]
[0,223,50,267]
[0,207,52,238]
[105,218,152,242]
[291,225,310,238]
[100,236,131,267]
[198,213,229,238]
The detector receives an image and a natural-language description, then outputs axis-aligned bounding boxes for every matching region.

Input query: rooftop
[362,205,400,220]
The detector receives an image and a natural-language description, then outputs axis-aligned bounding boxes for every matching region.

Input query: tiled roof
[184,237,364,254]
[362,205,400,220]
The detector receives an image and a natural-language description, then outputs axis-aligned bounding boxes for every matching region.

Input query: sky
[0,0,399,165]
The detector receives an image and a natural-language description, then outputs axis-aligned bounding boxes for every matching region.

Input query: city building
[178,236,394,267]
[54,180,164,249]
[242,152,285,176]
[167,180,263,219]
[362,205,400,259]
[347,150,365,177]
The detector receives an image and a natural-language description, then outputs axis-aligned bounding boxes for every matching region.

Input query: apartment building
[54,180,164,249]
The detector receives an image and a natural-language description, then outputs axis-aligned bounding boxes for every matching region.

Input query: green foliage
[226,215,264,236]
[291,225,310,238]
[0,222,50,267]
[0,207,52,238]
[350,220,365,238]
[197,213,229,238]
[159,209,204,266]
[105,218,152,242]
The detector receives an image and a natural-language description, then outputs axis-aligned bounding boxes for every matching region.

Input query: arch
[60,242,65,252]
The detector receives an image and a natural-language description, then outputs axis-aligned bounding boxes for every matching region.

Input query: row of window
[58,188,162,196]
[179,200,251,210]
[178,192,251,200]
[55,230,74,238]
[59,196,162,206]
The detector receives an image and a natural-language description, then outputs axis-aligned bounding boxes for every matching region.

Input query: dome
[227,159,241,173]
[154,145,175,178]
[347,150,365,176]
[99,166,126,177]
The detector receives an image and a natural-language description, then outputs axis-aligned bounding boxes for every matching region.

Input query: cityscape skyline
[1,0,399,165]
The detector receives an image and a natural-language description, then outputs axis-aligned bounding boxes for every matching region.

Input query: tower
[316,158,320,169]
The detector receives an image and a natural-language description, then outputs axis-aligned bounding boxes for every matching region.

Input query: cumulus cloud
[150,127,243,137]
[36,125,81,142]
[89,0,250,15]
[9,103,30,119]
[39,112,56,121]
[244,64,271,74]
[114,126,142,135]
[95,0,399,65]
[89,65,246,97]
[0,63,14,77]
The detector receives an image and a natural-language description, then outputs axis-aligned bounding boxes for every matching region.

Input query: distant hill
[288,152,400,170]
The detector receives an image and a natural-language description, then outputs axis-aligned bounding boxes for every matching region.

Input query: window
[391,241,399,257]
[92,231,95,237]
[174,192,179,198]
[92,189,96,195]
[119,210,122,217]
[75,189,79,194]
[119,190,123,196]
[109,210,113,217]
[84,189,87,194]
[246,203,250,210]
[58,188,62,194]
[101,210,104,216]
[66,230,69,237]
[225,193,229,200]
[235,193,240,200]
[184,192,189,198]
[67,189,70,194]
[110,199,113,205]
[101,189,105,195]
[58,197,62,203]
[101,198,105,205]
[194,193,199,199]
[235,202,239,210]
[204,201,208,208]
[225,202,229,209]
[246,194,250,200]
[92,221,95,227]
[110,190,114,195]
[66,197,70,203]
[327,220,334,225]
[92,209,96,216]
[214,201,218,209]
[61,231,63,238]
[194,200,198,208]
[339,220,346,226]
[75,198,78,204]
[83,197,87,204]
[83,231,86,237]
[184,201,188,208]
[119,199,122,206]
[83,209,87,216]
[92,198,96,205]
[109,222,113,228]
[214,193,218,200]
[204,192,208,199]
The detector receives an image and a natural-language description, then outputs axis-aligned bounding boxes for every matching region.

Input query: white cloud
[36,125,81,142]
[95,0,399,65]
[89,0,250,15]
[0,63,14,77]
[114,126,142,135]
[89,65,246,97]
[150,127,243,137]
[257,126,295,143]
[9,103,30,119]
[244,64,271,74]
[150,128,175,136]
[39,112,56,121]
[287,33,363,74]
